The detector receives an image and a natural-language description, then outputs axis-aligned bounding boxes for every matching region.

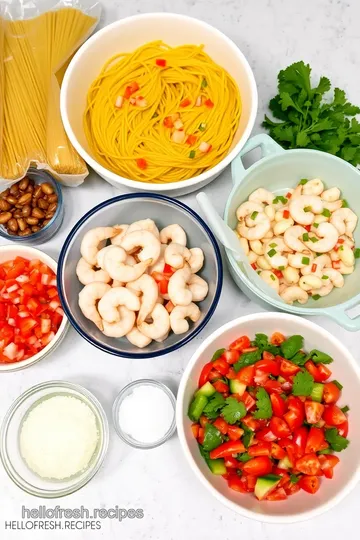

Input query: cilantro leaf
[280,335,304,359]
[253,333,280,356]
[289,351,307,366]
[290,474,300,484]
[292,370,314,396]
[202,423,223,451]
[211,348,226,361]
[221,397,246,424]
[202,392,226,420]
[236,452,252,463]
[305,349,333,364]
[253,387,272,419]
[233,348,262,372]
[325,428,350,452]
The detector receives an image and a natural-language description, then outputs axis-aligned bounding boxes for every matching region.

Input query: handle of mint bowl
[323,296,360,331]
[232,133,285,186]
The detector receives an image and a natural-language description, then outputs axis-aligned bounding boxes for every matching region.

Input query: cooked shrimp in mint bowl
[176,313,360,523]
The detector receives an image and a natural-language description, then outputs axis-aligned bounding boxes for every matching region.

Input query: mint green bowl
[225,133,360,331]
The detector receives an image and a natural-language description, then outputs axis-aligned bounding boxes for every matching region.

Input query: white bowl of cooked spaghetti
[60,13,257,196]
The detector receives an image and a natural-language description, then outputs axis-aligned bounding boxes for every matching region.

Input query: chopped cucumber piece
[208,459,227,475]
[229,379,246,396]
[254,474,281,501]
[311,383,324,403]
[197,381,216,397]
[188,394,208,422]
[278,455,293,470]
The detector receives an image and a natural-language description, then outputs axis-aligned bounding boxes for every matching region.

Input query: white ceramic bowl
[60,13,258,196]
[176,312,360,523]
[0,246,68,372]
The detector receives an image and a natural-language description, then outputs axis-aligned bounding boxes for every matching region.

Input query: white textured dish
[176,312,360,523]
[0,245,68,372]
[60,13,258,196]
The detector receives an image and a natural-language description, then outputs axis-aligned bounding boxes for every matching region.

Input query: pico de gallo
[0,256,64,364]
[188,331,350,501]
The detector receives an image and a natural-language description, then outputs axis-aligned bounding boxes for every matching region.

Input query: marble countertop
[1,0,359,538]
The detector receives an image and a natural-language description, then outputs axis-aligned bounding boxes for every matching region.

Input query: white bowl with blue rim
[222,133,360,331]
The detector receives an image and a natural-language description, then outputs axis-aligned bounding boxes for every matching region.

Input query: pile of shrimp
[235,179,358,305]
[76,219,208,348]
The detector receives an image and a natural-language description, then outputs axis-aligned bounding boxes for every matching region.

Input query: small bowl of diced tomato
[0,245,68,371]
[176,312,360,523]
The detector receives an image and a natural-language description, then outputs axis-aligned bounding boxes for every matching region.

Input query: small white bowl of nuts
[0,169,64,244]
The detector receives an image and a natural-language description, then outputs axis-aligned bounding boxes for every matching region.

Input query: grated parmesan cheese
[20,395,99,480]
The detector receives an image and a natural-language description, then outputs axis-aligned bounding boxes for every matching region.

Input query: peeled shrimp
[98,287,140,323]
[274,218,294,236]
[289,195,323,225]
[188,274,209,302]
[283,266,300,285]
[280,286,308,305]
[338,262,355,275]
[238,212,271,241]
[78,282,111,331]
[104,246,151,283]
[126,274,158,324]
[303,222,339,253]
[284,225,308,252]
[322,187,341,202]
[126,219,160,238]
[121,230,161,264]
[96,245,114,270]
[188,248,204,273]
[264,238,290,269]
[76,258,110,286]
[299,275,323,291]
[310,281,334,297]
[249,240,264,256]
[323,268,344,288]
[330,208,358,237]
[169,303,201,334]
[256,256,272,270]
[168,265,192,306]
[236,201,264,220]
[322,200,343,213]
[302,178,324,196]
[238,236,249,255]
[249,188,274,205]
[259,270,280,293]
[148,244,167,273]
[264,205,276,221]
[138,303,171,340]
[164,243,191,269]
[111,225,129,246]
[102,306,135,338]
[301,254,331,276]
[126,327,152,348]
[160,224,187,246]
[81,227,118,266]
[288,251,314,268]
[338,244,355,267]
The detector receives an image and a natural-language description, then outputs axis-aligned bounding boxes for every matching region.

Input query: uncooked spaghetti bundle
[84,41,241,184]
[0,3,100,185]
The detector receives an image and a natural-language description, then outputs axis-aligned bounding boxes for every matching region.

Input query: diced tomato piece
[156,58,166,67]
[136,158,148,170]
[208,369,223,382]
[337,419,349,437]
[198,427,205,444]
[270,393,287,416]
[163,116,174,128]
[246,474,257,492]
[163,263,173,275]
[266,487,287,501]
[304,360,322,382]
[243,456,272,476]
[270,417,291,438]
[251,262,257,270]
[204,99,214,108]
[199,415,210,428]
[283,208,290,219]
[180,98,191,108]
[7,262,26,280]
[213,417,228,435]
[296,453,321,476]
[158,279,168,295]
[239,391,256,411]
[186,134,197,145]
[198,362,213,387]
[304,427,325,453]
[254,358,280,376]
[213,380,229,393]
[18,317,38,335]
[191,423,200,438]
[271,332,286,345]
[292,426,308,455]
[256,427,277,442]
[222,350,239,364]
[248,441,271,457]
[236,365,255,385]
[227,425,244,441]
[271,442,286,460]
[298,475,320,494]
[323,382,341,403]
[210,441,245,459]
[242,414,260,432]
[323,404,347,426]
[283,396,305,431]
[224,456,240,469]
[227,473,247,493]
[318,454,339,479]
[212,357,230,375]
[229,335,251,351]
[264,380,283,395]
[253,370,269,386]
[317,363,332,381]
[304,400,324,424]
[226,367,236,380]
[280,358,301,377]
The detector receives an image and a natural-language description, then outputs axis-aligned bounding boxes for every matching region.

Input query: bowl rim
[60,12,258,191]
[57,192,223,358]
[176,312,360,523]
[225,146,360,316]
[0,245,68,373]
[0,380,109,498]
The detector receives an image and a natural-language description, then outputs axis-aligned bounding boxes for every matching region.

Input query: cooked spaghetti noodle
[84,41,241,183]
[0,8,97,181]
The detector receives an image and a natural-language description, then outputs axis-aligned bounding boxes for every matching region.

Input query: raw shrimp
[126,219,160,238]
[98,287,140,323]
[236,201,264,221]
[303,222,339,253]
[168,265,192,306]
[102,306,135,338]
[302,178,324,196]
[188,248,204,273]
[238,212,271,241]
[126,274,158,324]
[322,187,341,202]
[169,303,201,334]
[138,303,171,340]
[104,246,151,283]
[121,230,161,264]
[164,243,191,269]
[76,258,110,285]
[299,275,323,291]
[259,271,280,293]
[111,225,129,246]
[80,227,118,266]
[280,286,308,305]
[330,208,358,237]
[188,275,209,302]
[126,327,152,348]
[289,195,323,225]
[78,282,111,331]
[264,238,290,269]
[160,224,187,246]
[284,225,308,252]
[249,188,274,205]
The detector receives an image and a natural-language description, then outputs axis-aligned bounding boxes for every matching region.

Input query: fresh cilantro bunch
[263,61,360,166]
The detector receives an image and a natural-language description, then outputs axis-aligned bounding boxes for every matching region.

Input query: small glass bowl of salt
[113,380,176,449]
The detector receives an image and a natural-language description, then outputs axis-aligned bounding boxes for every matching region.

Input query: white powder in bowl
[20,395,99,480]
[118,385,174,445]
